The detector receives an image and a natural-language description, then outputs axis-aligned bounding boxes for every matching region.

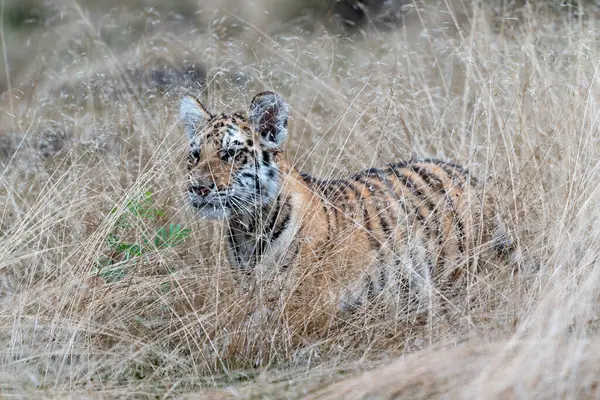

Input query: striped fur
[180,92,519,316]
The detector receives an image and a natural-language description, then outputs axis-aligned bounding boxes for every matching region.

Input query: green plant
[91,191,191,282]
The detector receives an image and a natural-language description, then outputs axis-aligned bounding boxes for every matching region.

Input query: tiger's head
[180,91,289,220]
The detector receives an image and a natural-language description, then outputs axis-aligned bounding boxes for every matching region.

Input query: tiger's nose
[194,185,211,196]
[190,182,213,196]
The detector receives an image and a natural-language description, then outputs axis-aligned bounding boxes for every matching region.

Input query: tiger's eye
[221,148,237,162]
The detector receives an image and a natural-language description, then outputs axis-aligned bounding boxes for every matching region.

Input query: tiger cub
[180,91,519,316]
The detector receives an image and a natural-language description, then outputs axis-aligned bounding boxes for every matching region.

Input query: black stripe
[280,242,301,272]
[319,181,350,223]
[390,159,410,169]
[352,167,385,180]
[265,194,281,235]
[342,180,381,249]
[269,198,292,242]
[435,216,446,270]
[187,148,200,169]
[430,159,474,186]
[352,175,393,239]
[253,156,263,194]
[310,178,344,230]
[392,158,473,186]
[271,211,291,242]
[389,165,427,200]
[323,180,349,218]
[394,256,411,294]
[254,195,282,260]
[388,166,444,257]
[262,150,271,167]
[227,231,251,274]
[366,275,375,301]
[442,192,467,255]
[325,179,352,198]
[377,171,406,218]
[299,172,315,184]
[413,161,468,258]
[322,203,332,242]
[362,204,377,246]
[409,164,444,192]
[388,166,436,220]
[456,218,466,254]
[379,267,387,291]
[377,169,430,246]
[331,203,341,232]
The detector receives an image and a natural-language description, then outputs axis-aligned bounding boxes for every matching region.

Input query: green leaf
[113,242,129,252]
[152,223,192,248]
[160,281,172,294]
[124,244,143,260]
[93,255,112,270]
[100,267,126,282]
[102,189,191,268]
[92,263,127,283]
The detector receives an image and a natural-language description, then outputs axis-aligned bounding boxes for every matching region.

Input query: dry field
[1,0,600,398]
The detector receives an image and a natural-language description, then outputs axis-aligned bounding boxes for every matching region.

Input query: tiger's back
[280,157,513,313]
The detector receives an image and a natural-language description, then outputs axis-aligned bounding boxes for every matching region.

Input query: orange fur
[180,91,519,322]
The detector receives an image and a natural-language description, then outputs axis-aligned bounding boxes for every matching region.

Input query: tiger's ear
[180,95,212,141]
[248,91,289,149]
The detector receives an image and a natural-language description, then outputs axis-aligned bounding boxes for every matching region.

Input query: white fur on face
[180,96,211,141]
[188,188,232,220]
[182,94,288,219]
[216,125,281,213]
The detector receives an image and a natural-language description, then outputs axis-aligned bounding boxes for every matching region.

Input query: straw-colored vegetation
[1,0,600,398]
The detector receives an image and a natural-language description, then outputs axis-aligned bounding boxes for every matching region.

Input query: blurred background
[2,0,599,169]
[2,0,600,98]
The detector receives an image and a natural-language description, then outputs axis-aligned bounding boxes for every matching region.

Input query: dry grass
[1,0,600,398]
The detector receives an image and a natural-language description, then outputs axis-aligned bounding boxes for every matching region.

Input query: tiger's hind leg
[368,231,439,322]
[335,239,434,319]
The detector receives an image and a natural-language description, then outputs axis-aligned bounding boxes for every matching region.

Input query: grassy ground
[1,0,600,398]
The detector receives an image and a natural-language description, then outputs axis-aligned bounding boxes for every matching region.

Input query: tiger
[180,91,521,319]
